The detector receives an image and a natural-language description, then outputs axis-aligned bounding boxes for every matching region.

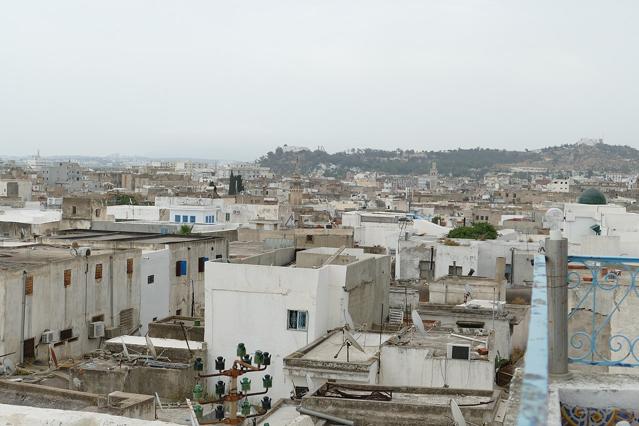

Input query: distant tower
[289,156,303,206]
[429,161,438,191]
[430,161,438,177]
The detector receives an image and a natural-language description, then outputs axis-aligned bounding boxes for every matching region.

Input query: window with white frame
[287,310,308,330]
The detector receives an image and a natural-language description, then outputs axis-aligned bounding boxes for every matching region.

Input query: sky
[2,1,639,161]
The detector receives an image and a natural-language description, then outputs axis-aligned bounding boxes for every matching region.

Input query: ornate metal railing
[516,254,549,426]
[567,255,639,367]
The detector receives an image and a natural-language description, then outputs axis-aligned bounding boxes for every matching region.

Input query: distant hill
[257,142,639,177]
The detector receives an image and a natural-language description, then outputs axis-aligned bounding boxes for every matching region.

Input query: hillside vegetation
[257,142,639,177]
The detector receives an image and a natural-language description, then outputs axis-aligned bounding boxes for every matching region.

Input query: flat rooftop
[256,400,300,426]
[49,230,223,244]
[418,302,513,322]
[298,331,393,363]
[229,240,292,260]
[105,335,204,350]
[0,245,125,271]
[302,383,501,426]
[384,328,489,358]
[0,207,61,224]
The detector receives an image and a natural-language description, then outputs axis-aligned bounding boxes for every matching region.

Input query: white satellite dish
[2,358,15,376]
[450,399,467,426]
[145,334,157,360]
[344,330,365,353]
[411,310,427,335]
[344,310,355,330]
[305,373,318,395]
[120,336,131,361]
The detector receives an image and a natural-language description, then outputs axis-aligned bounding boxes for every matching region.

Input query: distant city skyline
[2,1,639,160]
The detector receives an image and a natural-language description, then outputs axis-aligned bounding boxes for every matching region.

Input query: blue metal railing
[516,254,549,426]
[567,255,639,367]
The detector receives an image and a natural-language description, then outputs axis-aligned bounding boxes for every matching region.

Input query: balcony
[507,243,639,425]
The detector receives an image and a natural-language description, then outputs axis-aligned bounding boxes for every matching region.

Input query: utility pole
[195,343,273,424]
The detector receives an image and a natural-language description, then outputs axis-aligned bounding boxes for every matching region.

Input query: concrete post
[546,237,568,375]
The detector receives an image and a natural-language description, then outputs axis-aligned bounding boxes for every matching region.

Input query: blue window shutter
[190,216,196,223]
[175,215,180,223]
[180,261,187,276]
[182,215,188,223]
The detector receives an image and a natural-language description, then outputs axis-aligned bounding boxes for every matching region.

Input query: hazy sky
[2,1,639,161]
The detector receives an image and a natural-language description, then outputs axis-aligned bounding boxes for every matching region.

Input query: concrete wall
[147,319,204,341]
[205,262,347,400]
[397,239,435,280]
[380,346,494,390]
[70,366,199,401]
[237,228,353,249]
[132,239,227,317]
[344,256,390,328]
[232,247,296,266]
[139,249,171,335]
[0,251,141,365]
[434,243,478,279]
[429,278,502,304]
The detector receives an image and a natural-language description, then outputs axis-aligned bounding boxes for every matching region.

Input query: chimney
[495,257,506,302]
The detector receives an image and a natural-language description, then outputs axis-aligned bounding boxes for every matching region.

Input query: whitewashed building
[204,248,390,400]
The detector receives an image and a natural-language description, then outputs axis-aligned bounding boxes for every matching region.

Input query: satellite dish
[464,283,473,296]
[344,330,365,353]
[450,399,467,426]
[145,334,157,360]
[2,358,15,376]
[305,373,318,395]
[120,336,131,361]
[411,310,427,335]
[344,310,355,329]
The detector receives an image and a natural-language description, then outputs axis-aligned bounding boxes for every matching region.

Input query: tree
[178,224,193,235]
[448,223,497,240]
[228,172,245,195]
[236,174,244,193]
[228,171,236,195]
[110,193,137,205]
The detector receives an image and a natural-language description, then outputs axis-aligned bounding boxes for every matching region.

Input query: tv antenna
[344,309,355,330]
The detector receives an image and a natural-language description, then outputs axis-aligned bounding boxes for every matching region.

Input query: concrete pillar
[546,237,568,375]
[495,257,506,302]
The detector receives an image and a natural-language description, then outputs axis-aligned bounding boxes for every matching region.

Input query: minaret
[289,156,303,206]
[429,161,438,190]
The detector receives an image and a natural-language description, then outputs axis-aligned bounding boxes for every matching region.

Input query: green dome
[577,188,607,205]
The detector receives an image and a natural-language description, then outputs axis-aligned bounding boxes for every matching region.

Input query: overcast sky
[1,1,638,161]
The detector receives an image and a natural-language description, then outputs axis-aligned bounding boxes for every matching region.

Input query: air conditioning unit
[41,330,57,344]
[89,321,106,339]
[105,326,122,339]
[447,343,471,360]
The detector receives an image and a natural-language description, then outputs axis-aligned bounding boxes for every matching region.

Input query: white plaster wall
[0,404,177,426]
[107,205,160,221]
[170,208,219,224]
[205,263,326,400]
[139,249,171,335]
[380,346,494,390]
[434,243,479,279]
